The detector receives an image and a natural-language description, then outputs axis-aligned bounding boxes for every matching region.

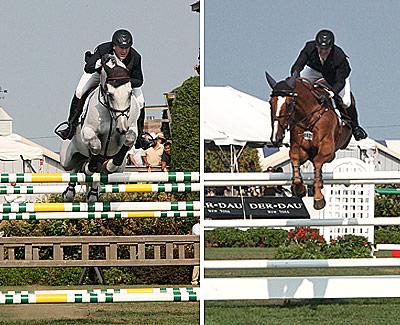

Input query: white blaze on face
[272,96,286,142]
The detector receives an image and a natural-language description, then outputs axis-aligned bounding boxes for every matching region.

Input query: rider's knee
[75,88,84,100]
[341,94,351,108]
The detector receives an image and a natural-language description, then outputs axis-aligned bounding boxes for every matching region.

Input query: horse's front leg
[87,180,100,203]
[81,126,103,174]
[104,128,137,173]
[289,144,307,198]
[82,126,102,156]
[62,181,76,202]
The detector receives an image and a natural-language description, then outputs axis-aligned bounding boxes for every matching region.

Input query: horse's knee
[89,139,101,155]
[81,127,101,155]
[125,129,137,146]
[342,96,351,108]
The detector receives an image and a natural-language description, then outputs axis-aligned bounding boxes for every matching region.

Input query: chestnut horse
[265,71,352,209]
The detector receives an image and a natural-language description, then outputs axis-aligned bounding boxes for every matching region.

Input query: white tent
[203,86,289,171]
[203,86,271,146]
[0,134,43,161]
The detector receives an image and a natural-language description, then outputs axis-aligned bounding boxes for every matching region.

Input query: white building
[0,106,63,174]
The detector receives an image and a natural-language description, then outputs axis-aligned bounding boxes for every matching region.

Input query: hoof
[82,162,94,176]
[86,187,99,203]
[313,198,326,210]
[291,184,307,198]
[292,177,303,186]
[62,189,75,202]
[62,184,76,202]
[103,159,118,174]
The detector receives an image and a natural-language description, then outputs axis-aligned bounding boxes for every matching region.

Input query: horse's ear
[101,54,116,74]
[291,70,300,79]
[286,76,296,89]
[101,54,111,66]
[265,71,277,89]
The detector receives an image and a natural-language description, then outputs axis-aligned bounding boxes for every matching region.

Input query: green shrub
[205,228,288,248]
[242,228,287,247]
[324,234,372,258]
[375,226,400,244]
[274,243,326,259]
[274,227,372,259]
[169,76,199,172]
[0,266,194,286]
[205,145,261,172]
[207,228,249,247]
[375,185,400,217]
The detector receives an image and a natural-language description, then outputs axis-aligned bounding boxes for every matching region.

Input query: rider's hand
[326,90,335,98]
[319,93,331,104]
[95,59,102,69]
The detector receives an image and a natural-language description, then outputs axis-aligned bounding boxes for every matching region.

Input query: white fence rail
[203,276,400,300]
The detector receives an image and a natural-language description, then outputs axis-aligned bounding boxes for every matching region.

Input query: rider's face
[317,46,332,60]
[114,46,130,61]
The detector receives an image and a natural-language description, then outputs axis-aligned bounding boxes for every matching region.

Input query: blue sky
[205,0,400,140]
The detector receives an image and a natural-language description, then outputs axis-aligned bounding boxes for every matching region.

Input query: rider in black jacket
[58,29,145,142]
[291,29,367,141]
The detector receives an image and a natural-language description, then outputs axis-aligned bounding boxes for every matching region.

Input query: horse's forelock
[108,65,129,78]
[105,65,130,88]
[272,80,294,95]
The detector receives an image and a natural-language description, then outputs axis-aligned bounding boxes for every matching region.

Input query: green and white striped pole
[0,183,200,194]
[0,287,199,304]
[0,172,199,184]
[0,201,200,213]
[0,210,200,220]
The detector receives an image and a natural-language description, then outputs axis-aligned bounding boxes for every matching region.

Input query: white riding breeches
[75,72,100,99]
[300,66,351,108]
[75,72,145,109]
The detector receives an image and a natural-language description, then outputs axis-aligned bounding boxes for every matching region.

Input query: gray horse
[60,54,141,202]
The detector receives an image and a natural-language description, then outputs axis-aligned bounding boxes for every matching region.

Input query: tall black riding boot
[59,95,81,140]
[134,106,146,149]
[347,104,367,141]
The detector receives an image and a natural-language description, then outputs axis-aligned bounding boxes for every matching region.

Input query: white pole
[204,258,400,269]
[204,217,400,229]
[203,276,400,300]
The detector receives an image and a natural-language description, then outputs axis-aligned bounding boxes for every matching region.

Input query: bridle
[99,75,132,121]
[270,84,329,134]
[270,89,297,131]
[98,73,132,157]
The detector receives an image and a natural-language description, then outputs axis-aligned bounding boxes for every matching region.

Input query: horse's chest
[97,123,125,155]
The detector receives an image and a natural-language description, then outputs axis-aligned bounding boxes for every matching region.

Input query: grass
[0,285,199,325]
[0,302,199,325]
[205,299,400,325]
[205,247,400,324]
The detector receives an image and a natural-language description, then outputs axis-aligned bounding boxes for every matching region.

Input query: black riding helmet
[112,29,133,49]
[315,29,335,49]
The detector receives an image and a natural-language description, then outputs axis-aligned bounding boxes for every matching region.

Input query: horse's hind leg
[62,181,76,202]
[312,146,335,210]
[86,181,100,203]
